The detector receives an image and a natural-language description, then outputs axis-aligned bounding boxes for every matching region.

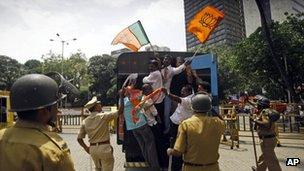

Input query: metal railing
[57,106,115,126]
[220,104,304,133]
[234,113,304,133]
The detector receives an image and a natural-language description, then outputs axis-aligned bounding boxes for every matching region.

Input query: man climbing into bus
[162,84,194,171]
[119,86,160,170]
[161,55,191,134]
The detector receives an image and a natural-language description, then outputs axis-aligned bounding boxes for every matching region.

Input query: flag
[187,6,224,43]
[111,20,150,52]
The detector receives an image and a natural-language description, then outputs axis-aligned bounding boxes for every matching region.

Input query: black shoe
[277,143,282,147]
[251,166,257,171]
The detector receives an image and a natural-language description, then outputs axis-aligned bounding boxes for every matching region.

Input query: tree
[198,45,244,101]
[194,13,304,102]
[40,50,91,106]
[233,13,304,101]
[41,50,63,74]
[24,59,42,74]
[88,54,117,105]
[0,55,23,90]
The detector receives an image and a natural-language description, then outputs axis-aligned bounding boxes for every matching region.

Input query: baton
[250,118,258,168]
[168,137,174,171]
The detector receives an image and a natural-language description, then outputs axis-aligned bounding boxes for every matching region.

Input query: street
[61,128,304,171]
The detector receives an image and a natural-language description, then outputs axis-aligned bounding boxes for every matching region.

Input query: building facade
[184,0,246,50]
[243,0,304,37]
[145,45,170,52]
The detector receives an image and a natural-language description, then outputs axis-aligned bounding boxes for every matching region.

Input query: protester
[161,55,190,134]
[143,60,165,107]
[162,84,194,171]
[0,74,75,170]
[77,96,119,171]
[142,60,168,168]
[141,84,158,127]
[119,86,160,169]
[167,93,225,171]
[170,56,194,97]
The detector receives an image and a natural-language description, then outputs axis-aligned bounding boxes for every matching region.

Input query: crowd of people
[0,54,284,171]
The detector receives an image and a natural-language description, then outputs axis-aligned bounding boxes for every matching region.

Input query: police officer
[251,95,282,171]
[77,96,119,171]
[167,93,225,171]
[0,74,75,171]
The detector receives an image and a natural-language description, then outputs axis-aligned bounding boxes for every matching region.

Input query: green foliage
[0,55,23,90]
[88,54,117,105]
[233,13,304,101]
[195,13,304,101]
[24,59,42,74]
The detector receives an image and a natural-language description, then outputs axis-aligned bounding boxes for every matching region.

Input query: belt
[259,134,275,139]
[90,140,110,146]
[184,161,217,167]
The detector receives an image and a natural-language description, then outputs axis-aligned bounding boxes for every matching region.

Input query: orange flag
[187,6,224,43]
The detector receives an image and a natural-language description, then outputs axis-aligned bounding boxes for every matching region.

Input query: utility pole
[49,33,77,77]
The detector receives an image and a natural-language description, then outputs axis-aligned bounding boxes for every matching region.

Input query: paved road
[61,129,304,171]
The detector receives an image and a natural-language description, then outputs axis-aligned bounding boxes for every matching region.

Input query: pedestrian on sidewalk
[251,95,282,171]
[167,93,225,171]
[77,96,119,171]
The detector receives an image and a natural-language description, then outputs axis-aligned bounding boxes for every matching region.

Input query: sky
[0,0,186,63]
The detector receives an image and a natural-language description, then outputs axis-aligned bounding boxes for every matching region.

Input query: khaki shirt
[78,111,117,143]
[174,114,225,165]
[0,120,75,171]
[256,108,276,137]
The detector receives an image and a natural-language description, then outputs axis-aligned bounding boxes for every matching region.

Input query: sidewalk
[61,129,304,171]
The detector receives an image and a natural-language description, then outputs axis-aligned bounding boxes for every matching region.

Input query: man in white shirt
[162,84,194,171]
[142,60,165,104]
[161,55,190,134]
[142,60,168,168]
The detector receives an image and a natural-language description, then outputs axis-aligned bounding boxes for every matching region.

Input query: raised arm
[162,88,182,103]
[171,63,186,75]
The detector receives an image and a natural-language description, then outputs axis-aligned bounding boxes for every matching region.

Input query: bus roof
[117,51,201,75]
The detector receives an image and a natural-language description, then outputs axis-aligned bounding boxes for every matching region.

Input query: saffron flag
[111,20,150,52]
[187,6,224,43]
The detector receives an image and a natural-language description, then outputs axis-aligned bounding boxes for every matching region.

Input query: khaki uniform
[256,109,282,171]
[274,123,281,145]
[174,114,225,171]
[0,120,75,171]
[78,111,117,171]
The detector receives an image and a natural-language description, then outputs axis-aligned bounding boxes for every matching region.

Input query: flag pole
[192,44,203,57]
[149,42,157,57]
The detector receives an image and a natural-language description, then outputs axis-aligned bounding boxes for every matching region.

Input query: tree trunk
[255,0,297,102]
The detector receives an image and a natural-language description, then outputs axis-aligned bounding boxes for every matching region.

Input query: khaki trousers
[89,144,114,171]
[257,137,282,171]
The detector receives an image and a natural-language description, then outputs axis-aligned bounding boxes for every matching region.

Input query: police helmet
[191,93,212,113]
[256,95,270,108]
[10,74,59,112]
